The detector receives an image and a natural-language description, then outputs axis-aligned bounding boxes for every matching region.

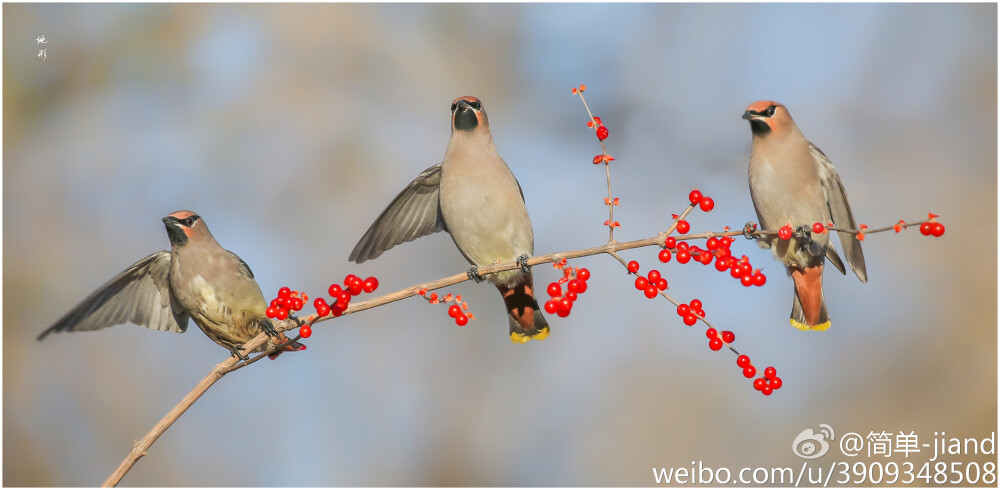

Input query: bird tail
[267,333,307,360]
[790,265,830,331]
[497,280,550,344]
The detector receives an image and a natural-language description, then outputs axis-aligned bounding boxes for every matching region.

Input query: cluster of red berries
[658,236,766,288]
[675,299,707,326]
[626,260,667,299]
[704,325,736,351]
[736,355,783,396]
[311,274,379,319]
[420,290,475,326]
[543,266,592,317]
[687,188,715,213]
[266,287,307,321]
[919,221,945,237]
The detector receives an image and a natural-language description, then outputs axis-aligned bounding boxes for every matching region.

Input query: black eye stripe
[451,103,457,112]
[765,105,776,116]
[470,100,482,110]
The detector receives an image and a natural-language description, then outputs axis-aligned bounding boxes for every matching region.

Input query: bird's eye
[451,102,458,112]
[765,105,776,117]
[470,100,482,111]
[184,217,196,226]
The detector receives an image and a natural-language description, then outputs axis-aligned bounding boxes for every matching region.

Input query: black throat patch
[453,108,478,131]
[165,223,188,246]
[749,119,772,136]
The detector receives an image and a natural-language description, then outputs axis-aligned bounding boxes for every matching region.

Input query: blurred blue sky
[4,3,996,486]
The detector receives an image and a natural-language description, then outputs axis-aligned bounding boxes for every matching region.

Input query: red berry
[778,225,793,240]
[265,307,277,318]
[547,282,562,297]
[363,277,379,293]
[565,291,578,302]
[592,154,603,165]
[627,260,640,273]
[705,327,717,339]
[448,304,462,318]
[769,377,783,390]
[647,269,661,283]
[693,308,706,318]
[556,309,570,318]
[664,237,676,249]
[931,222,945,237]
[656,278,668,291]
[705,237,720,250]
[761,386,773,396]
[721,331,735,343]
[270,299,280,308]
[455,314,469,326]
[690,299,702,310]
[753,378,767,391]
[544,300,558,314]
[558,298,573,315]
[764,366,777,379]
[715,258,729,272]
[344,274,359,286]
[298,325,312,338]
[314,297,328,308]
[644,286,658,299]
[316,304,331,317]
[698,250,713,265]
[920,222,932,235]
[634,276,649,290]
[275,308,289,320]
[291,298,304,311]
[730,266,743,279]
[328,284,343,297]
[348,283,363,296]
[677,242,689,252]
[278,287,291,299]
[677,304,691,316]
[275,297,287,308]
[331,305,344,317]
[741,273,753,287]
[743,365,756,378]
[741,262,753,275]
[676,251,691,264]
[812,222,825,234]
[709,338,723,351]
[737,355,750,368]
[576,280,588,293]
[676,220,690,234]
[658,249,672,263]
[752,273,766,286]
[699,197,715,212]
[596,125,609,141]
[688,189,703,204]
[683,315,698,326]
[336,293,351,309]
[577,268,591,281]
[567,279,583,293]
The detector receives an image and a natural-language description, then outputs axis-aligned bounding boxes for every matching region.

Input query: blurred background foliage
[3,3,996,486]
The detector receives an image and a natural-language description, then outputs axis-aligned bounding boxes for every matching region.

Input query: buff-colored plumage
[39,211,304,358]
[350,97,548,342]
[743,101,867,330]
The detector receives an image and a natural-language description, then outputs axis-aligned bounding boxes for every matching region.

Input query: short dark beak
[741,110,754,120]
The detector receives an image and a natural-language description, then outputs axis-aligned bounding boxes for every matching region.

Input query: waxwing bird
[743,101,867,331]
[38,211,305,359]
[350,96,548,343]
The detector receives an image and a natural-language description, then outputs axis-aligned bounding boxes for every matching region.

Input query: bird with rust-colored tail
[350,96,548,343]
[743,101,867,331]
[39,211,305,359]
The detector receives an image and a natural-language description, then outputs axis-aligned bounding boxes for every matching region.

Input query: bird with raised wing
[39,211,305,359]
[350,96,548,343]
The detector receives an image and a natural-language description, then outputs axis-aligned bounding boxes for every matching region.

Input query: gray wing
[38,251,189,340]
[349,163,446,263]
[811,144,868,283]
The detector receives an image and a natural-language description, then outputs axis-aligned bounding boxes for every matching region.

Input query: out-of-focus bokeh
[4,3,996,486]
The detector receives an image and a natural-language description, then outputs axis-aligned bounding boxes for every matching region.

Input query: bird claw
[260,319,280,339]
[516,254,531,273]
[743,222,758,240]
[229,346,250,362]
[794,225,812,240]
[467,266,484,283]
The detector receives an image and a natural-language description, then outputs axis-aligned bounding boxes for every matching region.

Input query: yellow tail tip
[790,319,831,331]
[510,326,550,343]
